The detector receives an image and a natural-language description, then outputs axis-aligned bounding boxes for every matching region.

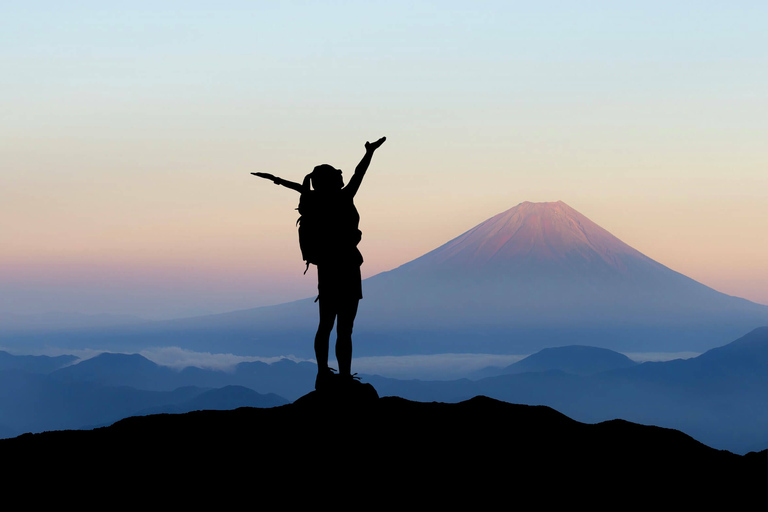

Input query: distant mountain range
[0,351,291,437]
[496,344,638,376]
[4,328,768,455]
[50,351,315,397]
[3,393,765,509]
[4,201,765,357]
[368,327,768,454]
[0,350,77,373]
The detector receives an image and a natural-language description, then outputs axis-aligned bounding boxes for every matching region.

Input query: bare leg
[315,299,336,372]
[335,299,359,377]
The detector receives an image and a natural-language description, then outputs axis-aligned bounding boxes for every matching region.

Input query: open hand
[365,137,386,152]
[252,172,278,183]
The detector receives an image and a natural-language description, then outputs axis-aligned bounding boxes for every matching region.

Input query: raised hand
[365,137,386,152]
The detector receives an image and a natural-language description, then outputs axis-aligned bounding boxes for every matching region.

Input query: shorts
[317,263,363,303]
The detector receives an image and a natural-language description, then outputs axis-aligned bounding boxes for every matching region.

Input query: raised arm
[344,136,386,198]
[251,172,304,193]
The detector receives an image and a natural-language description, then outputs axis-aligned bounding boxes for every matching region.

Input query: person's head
[310,164,343,191]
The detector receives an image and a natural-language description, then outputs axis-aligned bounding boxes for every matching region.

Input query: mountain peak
[405,200,654,274]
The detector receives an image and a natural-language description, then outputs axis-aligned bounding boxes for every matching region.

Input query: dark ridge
[2,392,764,509]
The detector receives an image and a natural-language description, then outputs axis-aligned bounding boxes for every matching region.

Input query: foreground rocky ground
[3,391,765,510]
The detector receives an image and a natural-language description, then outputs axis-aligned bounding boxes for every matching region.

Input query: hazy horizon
[0,342,702,381]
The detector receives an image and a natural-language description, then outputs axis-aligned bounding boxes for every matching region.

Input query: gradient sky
[3,2,767,320]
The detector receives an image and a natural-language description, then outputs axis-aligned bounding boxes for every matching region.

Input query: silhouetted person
[253,137,386,390]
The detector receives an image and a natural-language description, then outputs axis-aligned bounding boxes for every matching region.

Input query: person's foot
[315,367,337,391]
[337,373,361,386]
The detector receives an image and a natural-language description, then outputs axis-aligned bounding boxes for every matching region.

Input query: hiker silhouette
[253,137,386,391]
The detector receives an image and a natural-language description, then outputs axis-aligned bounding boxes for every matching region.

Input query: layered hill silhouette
[0,350,77,373]
[499,344,639,375]
[368,327,768,454]
[5,201,765,357]
[4,328,768,453]
[0,351,291,437]
[49,351,315,397]
[2,393,765,509]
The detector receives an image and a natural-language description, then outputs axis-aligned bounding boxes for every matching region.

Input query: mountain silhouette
[51,352,175,388]
[0,350,77,373]
[5,329,768,453]
[5,201,767,357]
[694,325,768,370]
[128,385,289,416]
[500,345,638,375]
[366,327,768,454]
[0,351,295,437]
[2,394,765,509]
[51,352,316,398]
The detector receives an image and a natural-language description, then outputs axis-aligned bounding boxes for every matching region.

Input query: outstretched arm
[251,172,304,193]
[345,136,386,197]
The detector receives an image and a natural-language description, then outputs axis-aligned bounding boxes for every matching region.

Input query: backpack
[295,174,363,274]
[296,185,321,274]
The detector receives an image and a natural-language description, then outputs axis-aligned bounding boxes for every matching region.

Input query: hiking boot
[338,373,380,401]
[337,373,361,386]
[315,367,338,391]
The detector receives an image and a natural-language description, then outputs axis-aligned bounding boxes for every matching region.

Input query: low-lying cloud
[18,345,701,381]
